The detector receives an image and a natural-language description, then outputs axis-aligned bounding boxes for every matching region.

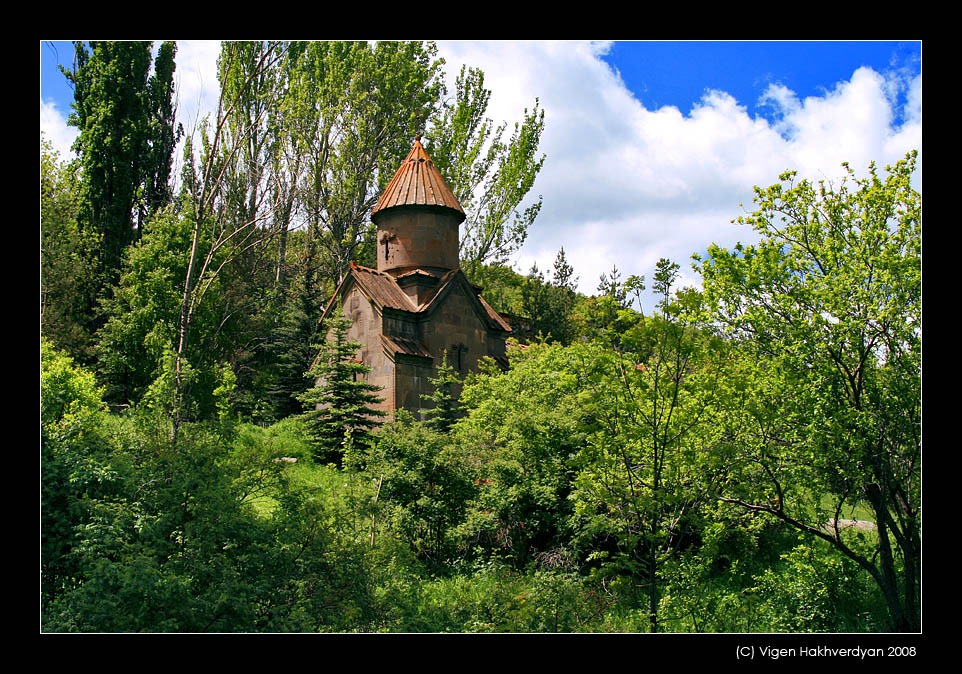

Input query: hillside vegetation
[41,40,920,633]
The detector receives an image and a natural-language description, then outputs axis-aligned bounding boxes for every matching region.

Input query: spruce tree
[297,310,386,463]
[420,351,463,433]
[264,281,323,421]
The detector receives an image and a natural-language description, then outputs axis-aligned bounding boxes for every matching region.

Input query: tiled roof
[349,263,416,311]
[380,334,433,360]
[478,295,513,332]
[371,136,465,222]
[324,263,511,335]
[394,268,440,281]
[415,267,459,310]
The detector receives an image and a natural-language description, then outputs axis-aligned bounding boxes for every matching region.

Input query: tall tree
[696,152,921,631]
[160,41,288,441]
[424,66,546,281]
[62,41,180,291]
[40,138,99,362]
[298,310,386,463]
[284,41,445,289]
[571,265,729,633]
[520,249,579,345]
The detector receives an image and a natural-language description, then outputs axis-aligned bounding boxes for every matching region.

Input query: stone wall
[375,207,462,276]
[342,285,395,414]
[331,273,509,420]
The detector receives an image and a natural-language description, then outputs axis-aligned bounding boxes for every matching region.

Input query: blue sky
[41,40,922,305]
[601,41,921,124]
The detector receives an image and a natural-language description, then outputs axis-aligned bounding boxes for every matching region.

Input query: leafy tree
[284,41,444,288]
[424,66,545,280]
[167,44,291,441]
[41,138,99,362]
[569,287,731,632]
[454,342,588,568]
[623,273,647,316]
[215,41,287,234]
[652,257,680,313]
[61,41,180,291]
[41,339,123,613]
[359,415,475,563]
[695,151,921,631]
[95,204,226,417]
[298,310,386,463]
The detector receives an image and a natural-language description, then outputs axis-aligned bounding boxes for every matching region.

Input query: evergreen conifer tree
[297,309,385,462]
[264,281,323,421]
[420,351,463,433]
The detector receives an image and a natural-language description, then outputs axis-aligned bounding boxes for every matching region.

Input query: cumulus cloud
[40,97,77,159]
[42,40,920,311]
[171,40,222,138]
[435,41,921,307]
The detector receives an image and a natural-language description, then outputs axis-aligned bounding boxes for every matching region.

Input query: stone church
[319,135,512,417]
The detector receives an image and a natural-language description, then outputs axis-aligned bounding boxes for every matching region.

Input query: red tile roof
[371,136,465,222]
[323,263,511,335]
[380,334,433,359]
[349,262,417,311]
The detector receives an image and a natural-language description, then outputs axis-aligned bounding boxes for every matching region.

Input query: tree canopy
[695,151,921,631]
[40,40,920,635]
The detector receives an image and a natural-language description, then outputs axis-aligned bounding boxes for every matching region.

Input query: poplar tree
[62,41,180,292]
[424,65,546,282]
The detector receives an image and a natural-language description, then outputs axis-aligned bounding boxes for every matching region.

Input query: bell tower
[370,135,465,279]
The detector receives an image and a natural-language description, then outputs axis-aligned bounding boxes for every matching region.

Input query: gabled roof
[380,334,433,360]
[412,267,512,332]
[322,263,511,334]
[371,136,465,223]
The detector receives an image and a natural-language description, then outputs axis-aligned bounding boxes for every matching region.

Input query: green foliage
[283,40,445,287]
[454,341,589,568]
[42,39,916,632]
[41,402,392,632]
[62,41,180,289]
[746,540,883,632]
[297,310,386,463]
[568,304,731,631]
[41,138,99,362]
[357,415,475,563]
[425,66,546,278]
[263,271,325,422]
[41,339,106,425]
[397,560,599,632]
[420,352,464,433]
[519,249,579,345]
[96,206,226,416]
[41,340,124,611]
[696,151,921,631]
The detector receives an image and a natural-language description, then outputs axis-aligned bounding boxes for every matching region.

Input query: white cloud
[42,40,920,312]
[40,97,77,160]
[435,41,922,308]
[171,40,223,138]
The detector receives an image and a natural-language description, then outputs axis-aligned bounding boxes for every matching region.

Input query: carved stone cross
[380,232,397,261]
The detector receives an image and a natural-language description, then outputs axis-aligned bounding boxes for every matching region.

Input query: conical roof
[371,135,465,224]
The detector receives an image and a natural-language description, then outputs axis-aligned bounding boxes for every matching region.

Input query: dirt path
[824,518,877,532]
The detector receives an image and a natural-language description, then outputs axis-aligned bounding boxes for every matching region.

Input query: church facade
[319,136,512,417]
